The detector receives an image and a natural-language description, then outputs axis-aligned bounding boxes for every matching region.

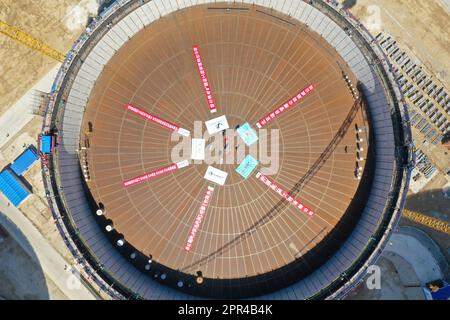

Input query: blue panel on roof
[0,169,30,206]
[431,284,450,300]
[10,148,39,176]
[41,135,52,154]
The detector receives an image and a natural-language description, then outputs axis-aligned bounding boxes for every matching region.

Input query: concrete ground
[384,227,448,283]
[346,256,424,300]
[347,226,448,300]
[0,236,67,300]
[0,64,60,150]
[0,202,97,300]
[403,174,450,267]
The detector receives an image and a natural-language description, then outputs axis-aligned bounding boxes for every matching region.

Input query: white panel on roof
[299,3,312,23]
[167,0,178,11]
[130,10,145,30]
[329,29,346,46]
[254,0,265,6]
[122,17,138,36]
[110,25,128,44]
[324,26,340,44]
[154,0,167,16]
[292,1,308,20]
[135,7,151,25]
[134,11,146,31]
[147,0,161,18]
[283,1,294,15]
[99,41,116,58]
[315,19,327,35]
[117,19,133,38]
[72,81,90,94]
[70,91,88,103]
[73,76,94,90]
[88,51,107,66]
[272,0,284,11]
[305,7,318,25]
[83,56,103,72]
[284,0,297,14]
[176,0,186,9]
[141,3,157,22]
[79,64,100,81]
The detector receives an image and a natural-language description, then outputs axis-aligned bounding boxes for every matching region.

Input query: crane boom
[402,209,450,234]
[0,20,65,62]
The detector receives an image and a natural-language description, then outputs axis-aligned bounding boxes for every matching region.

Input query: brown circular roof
[81,5,369,280]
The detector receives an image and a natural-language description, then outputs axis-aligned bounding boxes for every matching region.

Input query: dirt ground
[343,0,450,89]
[0,116,75,262]
[0,0,98,115]
[0,1,100,298]
[1,1,447,116]
[0,0,101,267]
[0,116,42,167]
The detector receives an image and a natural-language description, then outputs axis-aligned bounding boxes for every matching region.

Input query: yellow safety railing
[0,20,65,62]
[402,209,450,234]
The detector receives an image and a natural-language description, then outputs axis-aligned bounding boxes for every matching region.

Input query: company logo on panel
[204,115,229,135]
[204,166,228,185]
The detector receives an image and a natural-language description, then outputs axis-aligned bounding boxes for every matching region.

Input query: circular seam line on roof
[41,0,412,300]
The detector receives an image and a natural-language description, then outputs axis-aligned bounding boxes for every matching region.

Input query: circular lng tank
[42,0,412,299]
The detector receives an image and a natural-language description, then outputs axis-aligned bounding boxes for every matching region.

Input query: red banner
[192,45,217,113]
[256,84,315,128]
[123,161,189,187]
[255,172,315,217]
[185,185,215,252]
[126,104,190,136]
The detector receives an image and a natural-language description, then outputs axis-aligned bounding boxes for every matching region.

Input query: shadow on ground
[402,188,450,264]
[0,212,50,300]
[346,185,450,301]
[405,188,450,219]
[347,224,448,300]
[342,0,358,10]
[346,255,425,300]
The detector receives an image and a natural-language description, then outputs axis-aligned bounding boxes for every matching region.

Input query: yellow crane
[402,208,450,235]
[0,20,65,62]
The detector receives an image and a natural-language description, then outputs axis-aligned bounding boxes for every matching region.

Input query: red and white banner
[255,172,315,217]
[192,45,217,113]
[185,185,215,252]
[125,104,190,136]
[123,160,189,187]
[256,84,315,128]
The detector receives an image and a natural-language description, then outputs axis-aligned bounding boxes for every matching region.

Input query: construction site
[0,0,448,301]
